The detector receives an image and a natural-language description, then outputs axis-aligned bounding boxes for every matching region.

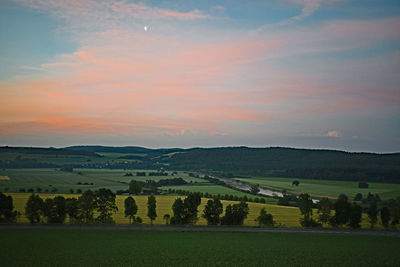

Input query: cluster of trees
[126,178,188,195]
[0,192,18,222]
[25,189,118,224]
[166,188,267,204]
[17,187,58,193]
[148,172,168,176]
[145,178,187,187]
[297,193,400,229]
[167,193,252,226]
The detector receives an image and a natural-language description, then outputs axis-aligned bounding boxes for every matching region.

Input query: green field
[0,169,272,201]
[236,177,400,200]
[1,229,399,266]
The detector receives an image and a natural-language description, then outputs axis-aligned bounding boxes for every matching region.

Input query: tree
[170,198,185,224]
[317,197,332,225]
[0,193,17,222]
[380,206,391,228]
[129,180,143,195]
[95,188,118,224]
[368,201,378,228]
[256,208,274,226]
[65,197,79,224]
[163,214,170,224]
[147,195,157,224]
[292,180,300,186]
[221,201,249,225]
[43,196,66,223]
[298,193,314,226]
[203,198,223,225]
[124,196,138,224]
[77,190,97,223]
[348,202,362,228]
[330,194,351,226]
[353,193,363,201]
[182,193,201,224]
[250,184,260,195]
[25,194,44,223]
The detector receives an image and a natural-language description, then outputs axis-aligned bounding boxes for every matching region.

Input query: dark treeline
[165,188,267,204]
[24,189,118,224]
[146,178,187,187]
[296,193,400,229]
[165,147,400,183]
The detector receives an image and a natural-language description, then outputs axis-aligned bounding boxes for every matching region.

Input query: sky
[0,0,399,152]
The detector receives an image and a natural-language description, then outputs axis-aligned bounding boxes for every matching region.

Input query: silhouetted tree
[330,194,351,226]
[170,198,185,224]
[256,208,274,226]
[124,196,138,224]
[221,201,249,225]
[25,194,44,223]
[147,195,157,224]
[129,180,143,195]
[348,202,362,228]
[368,201,378,228]
[380,206,391,228]
[317,197,332,224]
[65,197,79,224]
[95,188,118,224]
[77,190,97,223]
[203,198,223,225]
[0,193,17,222]
[163,214,170,224]
[43,196,66,223]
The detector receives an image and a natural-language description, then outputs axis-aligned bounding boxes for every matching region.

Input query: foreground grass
[1,229,399,266]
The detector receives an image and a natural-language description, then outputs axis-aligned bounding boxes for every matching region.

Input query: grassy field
[0,169,271,201]
[7,193,383,229]
[1,229,399,266]
[236,177,400,200]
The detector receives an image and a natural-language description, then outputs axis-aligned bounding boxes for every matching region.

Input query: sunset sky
[0,0,399,152]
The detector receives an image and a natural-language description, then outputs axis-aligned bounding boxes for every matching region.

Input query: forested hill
[1,146,399,183]
[163,147,400,183]
[66,145,183,155]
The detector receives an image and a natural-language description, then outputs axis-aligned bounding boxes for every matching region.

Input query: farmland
[7,193,382,229]
[0,168,273,201]
[8,193,300,227]
[236,176,400,200]
[1,229,399,266]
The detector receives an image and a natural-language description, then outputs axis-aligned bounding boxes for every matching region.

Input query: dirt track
[1,224,399,237]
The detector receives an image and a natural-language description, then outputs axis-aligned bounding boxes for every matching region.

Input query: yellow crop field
[7,193,381,228]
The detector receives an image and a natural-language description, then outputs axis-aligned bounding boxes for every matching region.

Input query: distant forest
[1,146,399,183]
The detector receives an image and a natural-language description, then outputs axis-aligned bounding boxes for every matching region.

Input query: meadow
[0,168,272,201]
[1,229,399,266]
[236,177,400,200]
[8,193,382,229]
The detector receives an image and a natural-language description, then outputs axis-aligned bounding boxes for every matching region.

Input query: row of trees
[25,189,118,224]
[297,193,400,229]
[165,188,267,204]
